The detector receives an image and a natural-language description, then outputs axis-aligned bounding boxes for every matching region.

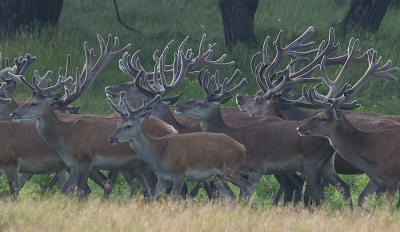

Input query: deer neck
[200,107,230,133]
[127,125,162,168]
[281,107,315,121]
[326,114,382,184]
[36,106,67,150]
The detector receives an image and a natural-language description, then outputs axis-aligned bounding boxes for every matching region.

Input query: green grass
[0,0,400,209]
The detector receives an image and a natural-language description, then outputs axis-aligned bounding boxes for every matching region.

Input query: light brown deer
[297,44,400,209]
[174,68,353,206]
[107,91,251,201]
[9,35,190,200]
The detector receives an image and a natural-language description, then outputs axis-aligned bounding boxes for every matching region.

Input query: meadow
[1,0,400,230]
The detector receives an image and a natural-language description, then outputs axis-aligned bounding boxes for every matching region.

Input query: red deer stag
[107,91,251,201]
[9,35,190,200]
[297,46,400,210]
[174,68,352,206]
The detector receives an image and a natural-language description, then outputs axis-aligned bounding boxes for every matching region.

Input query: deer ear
[6,81,17,94]
[162,94,183,106]
[212,96,233,105]
[66,106,80,114]
[137,110,152,123]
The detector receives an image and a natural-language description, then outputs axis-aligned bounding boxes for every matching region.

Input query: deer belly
[18,157,66,174]
[92,155,140,170]
[186,168,220,181]
[264,157,303,174]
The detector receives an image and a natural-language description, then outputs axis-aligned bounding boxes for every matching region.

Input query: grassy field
[1,0,400,230]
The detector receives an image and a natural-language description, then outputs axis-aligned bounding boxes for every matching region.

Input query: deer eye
[31,103,37,106]
[126,125,132,129]
[321,118,328,122]
[197,102,203,107]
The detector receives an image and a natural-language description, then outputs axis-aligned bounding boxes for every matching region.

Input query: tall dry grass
[1,197,399,232]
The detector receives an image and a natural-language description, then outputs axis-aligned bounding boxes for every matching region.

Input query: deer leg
[302,163,324,206]
[291,173,306,205]
[385,178,399,206]
[213,178,236,202]
[320,161,353,209]
[273,185,284,205]
[103,170,120,200]
[76,163,91,201]
[189,182,203,198]
[209,181,222,200]
[274,175,294,205]
[135,164,159,198]
[358,179,381,211]
[230,172,253,200]
[54,169,67,189]
[153,179,170,201]
[171,175,186,201]
[3,166,19,200]
[61,169,78,195]
[375,186,386,201]
[18,173,34,189]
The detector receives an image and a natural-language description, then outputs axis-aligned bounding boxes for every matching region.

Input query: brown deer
[9,35,193,200]
[174,68,352,206]
[107,91,251,201]
[110,35,304,203]
[235,27,400,203]
[297,44,400,209]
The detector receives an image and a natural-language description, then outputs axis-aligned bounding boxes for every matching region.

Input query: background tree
[218,0,259,48]
[0,0,64,37]
[339,0,392,33]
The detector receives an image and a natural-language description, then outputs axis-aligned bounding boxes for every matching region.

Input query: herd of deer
[1,26,399,210]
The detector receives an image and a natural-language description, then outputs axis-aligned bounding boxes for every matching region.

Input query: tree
[0,0,64,36]
[218,0,259,48]
[339,0,392,33]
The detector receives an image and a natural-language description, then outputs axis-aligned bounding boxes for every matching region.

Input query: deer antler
[198,69,248,101]
[134,43,194,98]
[107,91,161,117]
[119,34,235,81]
[50,34,131,108]
[0,82,12,104]
[304,46,399,116]
[252,26,324,99]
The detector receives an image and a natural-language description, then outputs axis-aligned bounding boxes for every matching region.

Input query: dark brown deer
[174,68,353,206]
[235,27,400,203]
[297,43,400,209]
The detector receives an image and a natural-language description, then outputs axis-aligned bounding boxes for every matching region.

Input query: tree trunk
[339,0,391,33]
[0,0,64,36]
[218,0,259,48]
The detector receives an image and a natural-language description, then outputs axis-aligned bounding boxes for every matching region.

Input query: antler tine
[34,75,73,96]
[134,69,155,97]
[209,69,248,101]
[123,93,162,118]
[55,35,130,108]
[193,34,235,69]
[0,82,12,104]
[344,49,399,100]
[33,70,53,88]
[107,91,128,116]
[15,54,37,76]
[302,86,330,110]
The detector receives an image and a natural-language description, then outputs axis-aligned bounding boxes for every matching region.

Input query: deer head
[297,41,399,137]
[10,34,131,122]
[174,69,247,120]
[107,91,161,144]
[105,34,235,109]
